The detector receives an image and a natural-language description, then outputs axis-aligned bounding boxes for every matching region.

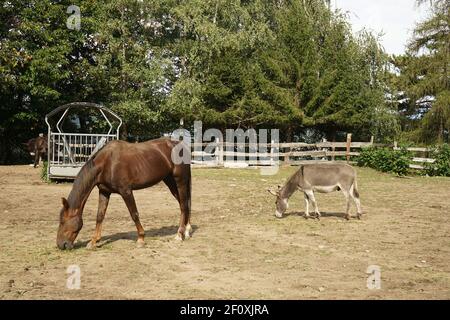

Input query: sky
[332,0,432,55]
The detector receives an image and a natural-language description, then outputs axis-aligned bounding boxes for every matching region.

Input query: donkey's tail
[353,175,360,199]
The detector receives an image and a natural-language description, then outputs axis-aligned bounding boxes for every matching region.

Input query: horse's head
[57,198,83,250]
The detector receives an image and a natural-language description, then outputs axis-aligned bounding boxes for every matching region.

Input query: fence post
[321,138,328,161]
[284,144,290,165]
[216,136,224,166]
[346,133,352,163]
[370,136,374,146]
[215,137,219,166]
[270,139,275,166]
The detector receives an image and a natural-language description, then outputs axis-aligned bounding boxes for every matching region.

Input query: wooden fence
[190,135,437,171]
[191,134,374,167]
[393,142,436,170]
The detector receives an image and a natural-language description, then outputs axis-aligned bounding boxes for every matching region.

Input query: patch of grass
[40,161,50,183]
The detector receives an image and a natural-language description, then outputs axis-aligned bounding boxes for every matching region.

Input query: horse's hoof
[304,215,310,220]
[136,239,145,248]
[175,233,184,241]
[86,241,96,250]
[357,214,362,220]
[345,215,351,221]
[185,224,192,239]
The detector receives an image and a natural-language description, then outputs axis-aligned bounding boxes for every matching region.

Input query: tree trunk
[325,126,337,142]
[438,117,444,144]
[286,126,293,143]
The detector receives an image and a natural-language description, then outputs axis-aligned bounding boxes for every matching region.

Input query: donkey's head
[268,186,289,218]
[57,198,83,250]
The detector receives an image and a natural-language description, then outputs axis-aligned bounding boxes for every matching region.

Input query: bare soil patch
[0,165,449,299]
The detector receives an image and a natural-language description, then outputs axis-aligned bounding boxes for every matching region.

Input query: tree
[0,0,399,164]
[81,0,177,140]
[392,0,450,143]
[167,0,394,141]
[0,0,98,163]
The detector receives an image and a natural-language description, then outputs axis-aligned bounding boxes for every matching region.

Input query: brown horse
[24,134,48,168]
[56,138,192,250]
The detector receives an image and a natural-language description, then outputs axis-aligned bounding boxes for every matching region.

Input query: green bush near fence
[357,147,412,176]
[424,144,450,177]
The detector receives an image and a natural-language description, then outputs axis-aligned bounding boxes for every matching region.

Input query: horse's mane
[66,150,102,209]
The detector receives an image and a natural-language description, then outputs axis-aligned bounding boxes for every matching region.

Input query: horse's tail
[187,163,192,215]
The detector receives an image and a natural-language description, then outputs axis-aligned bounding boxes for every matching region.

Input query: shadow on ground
[284,211,360,219]
[73,224,199,249]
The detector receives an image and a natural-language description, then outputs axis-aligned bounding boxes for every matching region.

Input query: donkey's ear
[61,197,69,210]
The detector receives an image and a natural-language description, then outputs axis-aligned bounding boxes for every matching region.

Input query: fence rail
[393,144,436,170]
[190,135,437,171]
[190,134,372,167]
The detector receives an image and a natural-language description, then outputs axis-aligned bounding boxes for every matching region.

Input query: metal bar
[56,108,70,134]
[51,132,117,138]
[57,135,60,164]
[100,109,113,136]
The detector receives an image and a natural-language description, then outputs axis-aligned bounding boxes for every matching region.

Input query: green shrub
[424,144,450,177]
[40,161,49,182]
[358,147,412,176]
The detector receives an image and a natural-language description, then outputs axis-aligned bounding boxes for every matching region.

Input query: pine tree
[395,0,450,143]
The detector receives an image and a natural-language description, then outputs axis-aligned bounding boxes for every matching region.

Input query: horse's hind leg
[164,175,180,201]
[173,172,191,241]
[33,149,40,168]
[121,190,146,248]
[165,175,190,239]
[87,189,110,249]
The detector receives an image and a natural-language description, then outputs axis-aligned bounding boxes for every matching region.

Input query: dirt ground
[0,164,449,300]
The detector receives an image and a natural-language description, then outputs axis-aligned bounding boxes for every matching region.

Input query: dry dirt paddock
[0,164,449,300]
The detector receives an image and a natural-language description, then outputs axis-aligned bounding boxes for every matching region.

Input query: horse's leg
[164,175,192,239]
[174,174,191,241]
[163,175,179,201]
[33,149,39,168]
[87,189,110,249]
[121,190,146,248]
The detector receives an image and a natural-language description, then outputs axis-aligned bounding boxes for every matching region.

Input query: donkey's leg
[303,192,311,219]
[174,175,191,241]
[121,190,146,248]
[87,189,110,249]
[350,184,363,219]
[342,189,352,220]
[305,190,321,219]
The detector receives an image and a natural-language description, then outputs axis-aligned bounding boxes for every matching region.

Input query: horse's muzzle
[57,240,74,250]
